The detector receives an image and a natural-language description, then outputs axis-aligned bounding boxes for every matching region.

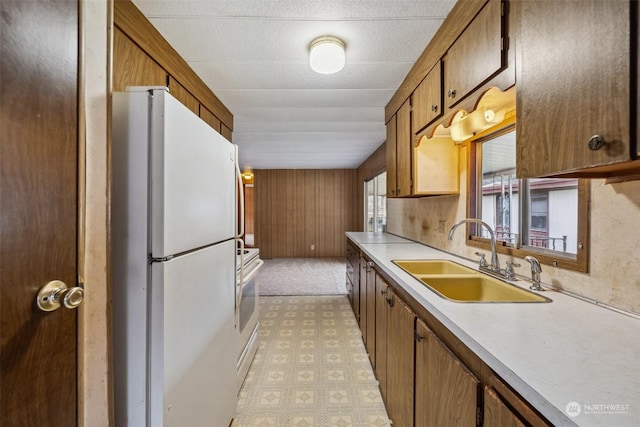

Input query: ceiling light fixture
[309,36,346,74]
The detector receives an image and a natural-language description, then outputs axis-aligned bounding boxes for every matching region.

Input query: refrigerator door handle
[235,145,244,239]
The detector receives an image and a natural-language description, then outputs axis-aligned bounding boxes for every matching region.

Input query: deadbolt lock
[37,280,84,312]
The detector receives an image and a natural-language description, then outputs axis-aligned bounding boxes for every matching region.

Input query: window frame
[364,171,387,233]
[466,125,590,273]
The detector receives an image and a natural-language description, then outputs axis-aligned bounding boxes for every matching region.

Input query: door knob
[37,280,84,312]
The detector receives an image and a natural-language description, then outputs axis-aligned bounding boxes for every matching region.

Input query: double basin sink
[393,259,550,303]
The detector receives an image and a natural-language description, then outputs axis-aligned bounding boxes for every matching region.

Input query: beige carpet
[234,296,390,427]
[257,258,347,296]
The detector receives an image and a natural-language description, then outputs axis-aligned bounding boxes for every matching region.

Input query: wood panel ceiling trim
[114,0,234,129]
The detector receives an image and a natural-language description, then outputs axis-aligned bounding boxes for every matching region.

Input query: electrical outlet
[310,244,315,251]
[438,220,446,234]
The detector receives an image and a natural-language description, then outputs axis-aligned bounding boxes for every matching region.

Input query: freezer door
[149,240,237,427]
[150,89,236,258]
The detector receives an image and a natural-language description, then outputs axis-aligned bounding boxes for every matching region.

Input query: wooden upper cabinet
[396,99,412,197]
[199,106,222,134]
[386,115,398,197]
[415,320,480,426]
[221,124,233,142]
[516,0,634,178]
[113,27,167,92]
[484,387,526,427]
[444,0,505,109]
[412,60,442,134]
[168,76,199,115]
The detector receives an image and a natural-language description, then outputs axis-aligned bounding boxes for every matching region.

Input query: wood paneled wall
[254,170,357,258]
[113,0,233,138]
[355,142,387,231]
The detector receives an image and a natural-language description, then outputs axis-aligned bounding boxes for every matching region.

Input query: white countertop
[346,232,640,427]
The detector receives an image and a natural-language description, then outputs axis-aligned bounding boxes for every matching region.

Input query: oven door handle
[241,259,264,286]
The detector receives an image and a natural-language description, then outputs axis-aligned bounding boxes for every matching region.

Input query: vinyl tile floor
[233,296,391,427]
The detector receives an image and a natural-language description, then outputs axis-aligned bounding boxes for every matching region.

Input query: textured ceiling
[132,0,457,170]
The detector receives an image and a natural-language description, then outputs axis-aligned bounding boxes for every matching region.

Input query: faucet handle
[504,260,520,280]
[474,252,488,268]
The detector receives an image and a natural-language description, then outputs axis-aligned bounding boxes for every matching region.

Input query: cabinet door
[444,0,504,109]
[365,266,376,366]
[396,99,412,197]
[386,289,415,427]
[412,60,442,134]
[168,76,199,115]
[359,256,368,338]
[374,275,389,400]
[484,387,526,427]
[113,28,168,92]
[386,115,398,197]
[516,0,631,177]
[199,106,222,134]
[415,320,480,426]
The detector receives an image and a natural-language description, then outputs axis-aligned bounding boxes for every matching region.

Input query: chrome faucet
[525,256,544,291]
[448,218,501,274]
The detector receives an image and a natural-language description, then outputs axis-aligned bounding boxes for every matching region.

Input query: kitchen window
[469,128,589,272]
[365,172,387,232]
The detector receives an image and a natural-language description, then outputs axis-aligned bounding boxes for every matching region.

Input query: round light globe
[309,36,345,74]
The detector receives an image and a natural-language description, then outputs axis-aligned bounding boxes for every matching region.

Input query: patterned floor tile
[234,296,390,427]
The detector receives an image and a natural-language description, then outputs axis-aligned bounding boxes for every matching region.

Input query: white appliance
[236,247,262,392]
[112,87,238,427]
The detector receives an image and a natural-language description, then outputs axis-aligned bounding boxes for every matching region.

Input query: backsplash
[386,146,640,315]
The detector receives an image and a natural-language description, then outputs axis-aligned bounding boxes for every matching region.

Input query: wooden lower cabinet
[374,275,389,401]
[416,319,480,426]
[356,264,550,427]
[386,288,416,427]
[359,256,368,338]
[484,386,526,427]
[365,267,377,366]
[346,241,360,321]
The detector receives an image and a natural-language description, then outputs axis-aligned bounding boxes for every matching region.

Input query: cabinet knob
[431,104,438,112]
[447,89,457,98]
[587,134,606,151]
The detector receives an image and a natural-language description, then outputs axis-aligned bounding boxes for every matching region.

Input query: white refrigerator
[112,87,237,426]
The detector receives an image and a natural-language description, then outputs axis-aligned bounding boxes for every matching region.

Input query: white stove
[235,246,262,393]
[236,247,260,271]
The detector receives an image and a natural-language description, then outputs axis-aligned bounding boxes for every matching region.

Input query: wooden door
[516,0,631,177]
[484,387,526,427]
[374,275,388,400]
[386,289,415,427]
[0,1,79,425]
[415,320,480,426]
